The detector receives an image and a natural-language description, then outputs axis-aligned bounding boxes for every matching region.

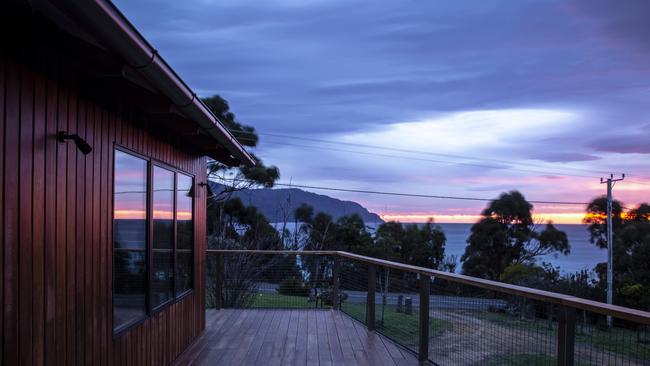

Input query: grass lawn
[250,293,325,309]
[482,311,650,361]
[575,326,650,361]
[478,353,594,366]
[479,353,555,366]
[480,353,595,366]
[483,311,556,336]
[341,302,451,348]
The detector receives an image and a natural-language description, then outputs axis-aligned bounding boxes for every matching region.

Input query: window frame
[174,171,195,298]
[150,162,176,312]
[112,145,195,337]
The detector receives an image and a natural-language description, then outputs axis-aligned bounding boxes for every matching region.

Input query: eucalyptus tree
[461,191,570,280]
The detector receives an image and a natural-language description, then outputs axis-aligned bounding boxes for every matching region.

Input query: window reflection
[176,173,193,294]
[112,149,196,331]
[113,150,147,331]
[176,252,193,294]
[152,166,174,307]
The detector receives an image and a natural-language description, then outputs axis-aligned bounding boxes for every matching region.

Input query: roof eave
[47,0,256,167]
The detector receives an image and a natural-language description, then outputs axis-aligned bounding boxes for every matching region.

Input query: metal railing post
[419,274,430,364]
[367,263,376,331]
[557,306,576,366]
[333,257,341,310]
[215,252,223,309]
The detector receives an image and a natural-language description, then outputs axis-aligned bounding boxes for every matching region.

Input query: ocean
[435,223,605,274]
[274,222,606,274]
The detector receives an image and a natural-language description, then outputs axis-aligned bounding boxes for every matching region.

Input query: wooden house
[0,1,255,365]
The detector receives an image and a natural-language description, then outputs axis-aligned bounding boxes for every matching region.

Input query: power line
[259,138,604,179]
[239,130,650,186]
[228,129,650,188]
[212,176,591,205]
[273,183,591,205]
[269,132,615,175]
[228,128,626,177]
[626,179,650,187]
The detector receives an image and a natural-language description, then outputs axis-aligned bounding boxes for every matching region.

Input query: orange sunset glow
[380,212,608,224]
[114,210,192,220]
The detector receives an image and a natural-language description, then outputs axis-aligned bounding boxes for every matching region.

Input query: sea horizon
[429,223,604,275]
[274,222,605,274]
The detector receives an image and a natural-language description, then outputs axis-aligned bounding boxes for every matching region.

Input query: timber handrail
[206,249,650,325]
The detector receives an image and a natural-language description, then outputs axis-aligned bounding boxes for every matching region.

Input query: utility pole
[600,173,624,328]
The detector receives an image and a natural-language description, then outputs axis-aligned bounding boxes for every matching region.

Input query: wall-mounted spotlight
[58,131,93,155]
[198,182,215,198]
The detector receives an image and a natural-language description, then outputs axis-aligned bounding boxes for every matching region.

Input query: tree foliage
[208,197,285,250]
[584,198,650,310]
[291,204,449,296]
[461,191,570,280]
[206,197,301,307]
[202,95,258,147]
[583,196,624,249]
[374,219,446,269]
[500,262,600,300]
[202,95,279,197]
[335,214,374,254]
[293,204,447,270]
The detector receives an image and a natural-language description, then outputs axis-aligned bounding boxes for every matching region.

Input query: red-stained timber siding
[1,54,207,365]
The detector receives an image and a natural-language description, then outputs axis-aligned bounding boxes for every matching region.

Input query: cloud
[113,0,650,219]
[589,134,650,154]
[526,152,601,163]
[339,108,578,155]
[570,0,650,55]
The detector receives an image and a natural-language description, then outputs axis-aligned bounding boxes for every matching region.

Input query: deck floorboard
[179,309,420,366]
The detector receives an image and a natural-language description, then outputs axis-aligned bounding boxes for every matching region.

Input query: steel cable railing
[206,250,650,366]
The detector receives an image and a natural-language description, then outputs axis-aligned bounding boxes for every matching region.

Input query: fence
[206,250,650,366]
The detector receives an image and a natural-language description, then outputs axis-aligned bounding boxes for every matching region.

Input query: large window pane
[152,166,174,307]
[113,150,147,331]
[176,173,193,294]
[153,167,174,249]
[176,174,193,250]
[152,251,174,307]
[175,251,193,295]
[113,148,198,327]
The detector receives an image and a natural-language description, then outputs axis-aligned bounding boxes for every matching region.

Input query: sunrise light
[380,212,610,224]
[114,209,192,220]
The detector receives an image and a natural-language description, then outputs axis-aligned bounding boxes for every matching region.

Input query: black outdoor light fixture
[58,131,93,155]
[198,182,215,198]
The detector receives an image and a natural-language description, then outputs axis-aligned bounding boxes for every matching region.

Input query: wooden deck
[176,309,421,366]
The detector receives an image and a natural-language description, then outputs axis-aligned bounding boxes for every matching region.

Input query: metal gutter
[50,0,256,166]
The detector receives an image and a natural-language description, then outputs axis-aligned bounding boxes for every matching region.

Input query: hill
[210,183,384,223]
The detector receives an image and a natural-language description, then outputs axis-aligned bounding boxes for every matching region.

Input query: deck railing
[206,250,650,366]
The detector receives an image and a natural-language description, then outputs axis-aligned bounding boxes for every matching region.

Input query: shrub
[321,289,348,306]
[277,277,310,297]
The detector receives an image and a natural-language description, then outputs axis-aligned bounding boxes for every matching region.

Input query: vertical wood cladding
[1,53,207,365]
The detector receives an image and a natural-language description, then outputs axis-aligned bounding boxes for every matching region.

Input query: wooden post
[332,257,340,310]
[557,306,576,366]
[215,253,223,309]
[419,274,430,364]
[367,264,376,331]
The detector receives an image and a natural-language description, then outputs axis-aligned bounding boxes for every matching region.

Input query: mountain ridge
[209,182,384,223]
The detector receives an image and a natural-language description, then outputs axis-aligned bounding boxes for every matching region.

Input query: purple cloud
[112,0,650,217]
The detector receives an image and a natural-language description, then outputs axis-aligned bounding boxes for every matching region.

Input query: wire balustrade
[206,250,650,366]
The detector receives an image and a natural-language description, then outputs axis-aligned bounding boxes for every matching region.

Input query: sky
[114,0,650,224]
